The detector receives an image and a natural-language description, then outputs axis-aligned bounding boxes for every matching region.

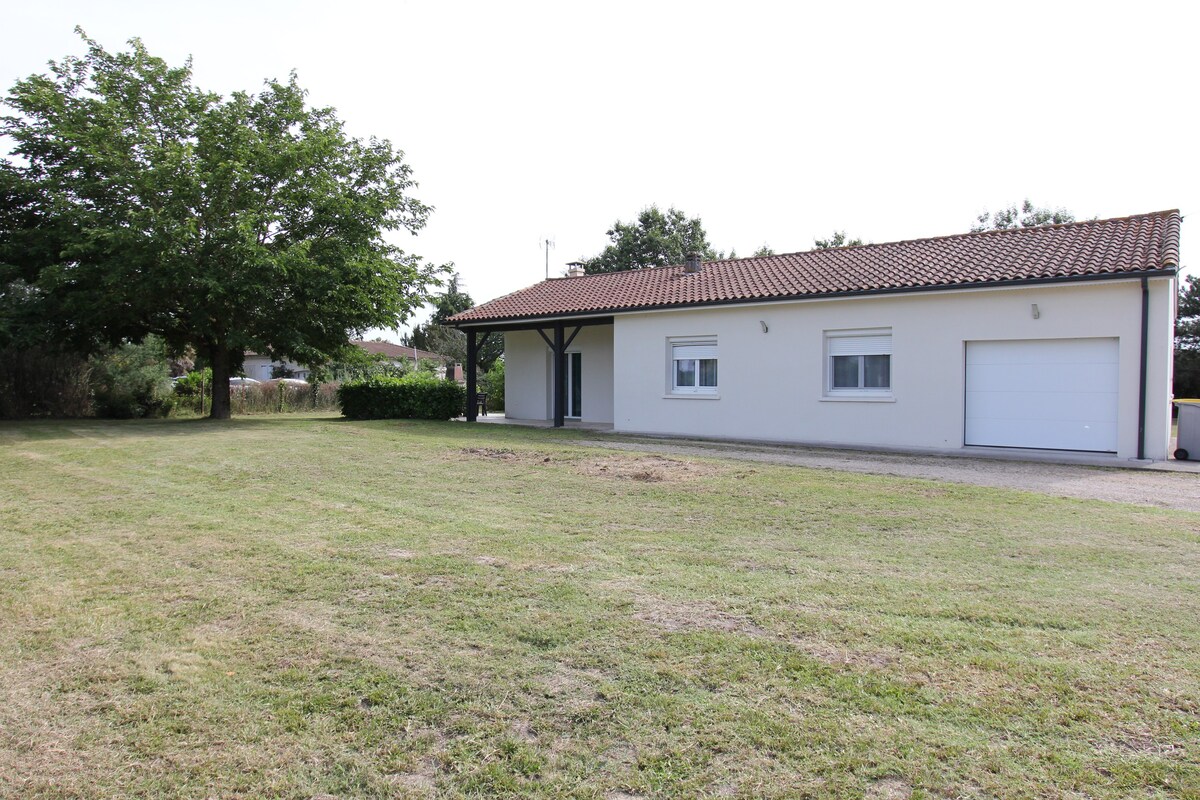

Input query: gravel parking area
[574,437,1200,512]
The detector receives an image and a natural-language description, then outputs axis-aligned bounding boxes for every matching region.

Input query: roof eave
[448,268,1178,328]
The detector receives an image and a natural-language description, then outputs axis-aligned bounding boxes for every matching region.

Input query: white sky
[4,1,1196,339]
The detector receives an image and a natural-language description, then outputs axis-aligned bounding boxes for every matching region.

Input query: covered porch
[453,413,614,432]
[458,315,615,428]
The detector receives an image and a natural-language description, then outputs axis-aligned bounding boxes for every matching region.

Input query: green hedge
[338,373,466,420]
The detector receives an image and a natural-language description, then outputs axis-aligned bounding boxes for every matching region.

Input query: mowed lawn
[0,417,1197,799]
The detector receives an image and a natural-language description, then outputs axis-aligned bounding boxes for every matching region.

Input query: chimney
[565,261,585,278]
[684,252,702,274]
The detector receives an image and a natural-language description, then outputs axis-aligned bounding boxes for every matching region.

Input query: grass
[0,415,1197,799]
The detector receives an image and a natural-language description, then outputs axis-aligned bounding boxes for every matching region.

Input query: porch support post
[466,328,479,422]
[553,321,565,427]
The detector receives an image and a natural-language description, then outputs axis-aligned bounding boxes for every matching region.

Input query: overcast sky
[4,1,1196,338]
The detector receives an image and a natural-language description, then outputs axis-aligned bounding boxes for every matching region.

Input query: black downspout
[1138,276,1149,460]
[466,329,478,422]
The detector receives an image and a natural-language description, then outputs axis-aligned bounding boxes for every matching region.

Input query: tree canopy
[813,231,865,250]
[1,31,444,417]
[971,200,1075,232]
[405,274,501,371]
[581,205,722,274]
[1175,275,1200,399]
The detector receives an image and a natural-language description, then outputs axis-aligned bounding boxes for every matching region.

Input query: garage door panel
[965,338,1118,453]
[967,338,1119,365]
[968,418,1118,452]
[966,389,1118,422]
[967,363,1119,394]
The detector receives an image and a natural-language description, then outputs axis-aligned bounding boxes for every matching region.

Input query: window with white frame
[826,330,891,394]
[670,339,718,394]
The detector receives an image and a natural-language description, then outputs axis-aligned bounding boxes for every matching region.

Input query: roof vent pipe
[565,261,585,278]
[684,252,702,273]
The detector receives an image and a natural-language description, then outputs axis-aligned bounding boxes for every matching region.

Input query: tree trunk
[209,345,232,420]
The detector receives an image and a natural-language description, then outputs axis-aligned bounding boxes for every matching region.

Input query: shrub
[0,345,93,418]
[338,373,466,420]
[173,368,213,397]
[231,380,340,414]
[89,336,174,419]
[480,358,505,412]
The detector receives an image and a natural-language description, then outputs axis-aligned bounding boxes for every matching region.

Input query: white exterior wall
[611,278,1176,460]
[503,326,615,423]
[242,355,310,380]
[504,331,551,420]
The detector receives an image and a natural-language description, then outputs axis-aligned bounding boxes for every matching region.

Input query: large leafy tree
[581,205,721,274]
[1,31,443,418]
[971,199,1075,232]
[1175,275,1200,399]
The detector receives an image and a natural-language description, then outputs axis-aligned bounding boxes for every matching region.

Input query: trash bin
[1174,400,1200,461]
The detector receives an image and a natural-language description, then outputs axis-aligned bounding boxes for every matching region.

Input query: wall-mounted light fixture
[1031,303,1040,319]
[759,320,769,333]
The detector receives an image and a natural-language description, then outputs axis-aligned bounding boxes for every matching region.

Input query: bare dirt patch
[867,776,912,799]
[1102,729,1187,757]
[632,594,767,636]
[460,446,520,459]
[540,663,606,712]
[574,454,726,483]
[386,548,417,560]
[628,592,896,668]
[457,446,726,484]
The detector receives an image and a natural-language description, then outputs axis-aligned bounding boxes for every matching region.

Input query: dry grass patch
[574,453,727,483]
[458,445,727,484]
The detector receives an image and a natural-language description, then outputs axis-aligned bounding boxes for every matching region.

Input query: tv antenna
[540,236,555,279]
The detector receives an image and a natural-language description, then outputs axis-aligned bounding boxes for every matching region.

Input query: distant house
[449,211,1180,461]
[242,340,453,382]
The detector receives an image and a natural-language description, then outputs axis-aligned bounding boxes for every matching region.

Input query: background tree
[1,31,444,418]
[1175,275,1200,399]
[405,273,501,370]
[751,245,775,257]
[971,199,1075,232]
[813,231,865,249]
[581,205,723,274]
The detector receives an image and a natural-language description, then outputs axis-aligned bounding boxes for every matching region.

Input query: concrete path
[571,436,1200,513]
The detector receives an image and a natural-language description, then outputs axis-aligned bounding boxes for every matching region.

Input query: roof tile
[450,211,1181,324]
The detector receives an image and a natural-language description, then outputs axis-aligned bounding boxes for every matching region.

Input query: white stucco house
[449,211,1181,461]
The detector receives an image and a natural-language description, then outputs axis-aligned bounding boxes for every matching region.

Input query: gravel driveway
[573,437,1200,513]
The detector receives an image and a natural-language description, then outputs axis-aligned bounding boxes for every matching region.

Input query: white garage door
[965,338,1119,453]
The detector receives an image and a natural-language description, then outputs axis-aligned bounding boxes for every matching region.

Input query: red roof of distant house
[449,210,1181,325]
[351,340,448,361]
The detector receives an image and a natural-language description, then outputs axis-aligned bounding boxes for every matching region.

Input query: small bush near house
[338,373,466,420]
[480,358,505,412]
[89,336,174,419]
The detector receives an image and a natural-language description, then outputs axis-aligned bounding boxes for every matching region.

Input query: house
[242,341,453,382]
[448,211,1181,461]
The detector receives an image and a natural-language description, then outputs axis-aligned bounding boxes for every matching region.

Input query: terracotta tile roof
[449,210,1181,325]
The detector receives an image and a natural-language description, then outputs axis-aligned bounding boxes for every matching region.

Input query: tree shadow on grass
[0,414,581,447]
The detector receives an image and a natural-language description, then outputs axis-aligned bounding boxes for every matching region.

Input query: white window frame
[668,337,718,396]
[825,328,892,398]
